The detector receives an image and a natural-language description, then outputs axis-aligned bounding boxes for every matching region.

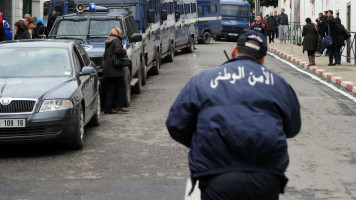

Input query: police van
[217,0,250,40]
[197,0,222,44]
[49,4,144,106]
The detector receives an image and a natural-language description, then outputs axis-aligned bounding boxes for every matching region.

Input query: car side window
[73,47,84,71]
[75,45,91,66]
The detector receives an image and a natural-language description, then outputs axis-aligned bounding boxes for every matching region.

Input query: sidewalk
[267,41,356,94]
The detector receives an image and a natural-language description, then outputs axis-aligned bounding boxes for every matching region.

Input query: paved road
[0,41,355,200]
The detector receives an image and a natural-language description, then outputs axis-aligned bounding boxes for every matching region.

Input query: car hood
[0,77,73,99]
[82,40,106,58]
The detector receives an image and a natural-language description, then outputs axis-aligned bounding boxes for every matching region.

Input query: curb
[268,47,356,94]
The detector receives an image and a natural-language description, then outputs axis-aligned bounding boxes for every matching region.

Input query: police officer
[166,31,301,200]
[250,15,267,36]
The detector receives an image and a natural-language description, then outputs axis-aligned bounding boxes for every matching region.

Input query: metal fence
[285,23,356,65]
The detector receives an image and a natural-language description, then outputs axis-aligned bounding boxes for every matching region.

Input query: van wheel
[132,64,142,94]
[68,105,85,150]
[124,68,131,107]
[166,45,174,62]
[151,51,161,75]
[202,32,211,44]
[185,38,194,53]
[141,57,147,85]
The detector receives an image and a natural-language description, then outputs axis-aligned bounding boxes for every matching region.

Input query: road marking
[268,52,356,103]
[184,178,200,200]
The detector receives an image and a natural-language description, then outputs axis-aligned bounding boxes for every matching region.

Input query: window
[0,48,71,77]
[185,4,191,14]
[179,4,184,14]
[209,5,217,13]
[89,19,123,38]
[76,45,90,66]
[191,3,197,13]
[198,5,203,14]
[220,5,249,17]
[52,20,88,40]
[125,16,139,39]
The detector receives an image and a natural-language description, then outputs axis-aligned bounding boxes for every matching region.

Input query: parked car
[0,40,100,150]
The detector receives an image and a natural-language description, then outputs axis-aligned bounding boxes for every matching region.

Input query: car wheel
[89,95,101,126]
[141,57,147,86]
[151,51,160,75]
[124,68,131,107]
[166,45,174,62]
[202,32,211,44]
[68,105,85,150]
[132,64,142,94]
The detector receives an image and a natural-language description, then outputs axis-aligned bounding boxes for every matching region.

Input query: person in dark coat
[321,16,338,66]
[250,15,267,36]
[267,12,277,43]
[103,28,130,114]
[166,31,301,200]
[0,15,6,42]
[334,17,348,65]
[34,18,46,39]
[302,18,318,65]
[46,10,58,36]
[14,20,31,40]
[274,11,279,38]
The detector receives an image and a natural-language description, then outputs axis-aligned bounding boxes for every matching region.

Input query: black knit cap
[237,30,267,59]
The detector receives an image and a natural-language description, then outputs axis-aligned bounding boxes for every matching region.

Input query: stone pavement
[267,41,356,94]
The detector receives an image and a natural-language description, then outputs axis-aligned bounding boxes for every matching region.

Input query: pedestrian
[267,11,277,43]
[47,10,58,36]
[14,20,31,40]
[277,8,288,44]
[328,10,333,17]
[250,15,267,36]
[3,20,12,40]
[103,28,130,114]
[0,10,6,42]
[321,16,338,66]
[334,17,349,65]
[166,30,301,200]
[24,14,37,39]
[34,18,46,39]
[274,11,279,39]
[302,18,318,65]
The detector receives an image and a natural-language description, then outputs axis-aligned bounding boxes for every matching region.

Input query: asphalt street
[0,40,355,200]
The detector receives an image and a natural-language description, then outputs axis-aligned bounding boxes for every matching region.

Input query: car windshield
[0,48,72,78]
[221,5,249,17]
[89,19,123,38]
[52,19,88,40]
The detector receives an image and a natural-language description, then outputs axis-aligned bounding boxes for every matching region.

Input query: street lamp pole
[291,0,293,53]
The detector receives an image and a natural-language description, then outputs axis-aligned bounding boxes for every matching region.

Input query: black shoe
[328,63,335,66]
[337,62,341,65]
[104,109,118,114]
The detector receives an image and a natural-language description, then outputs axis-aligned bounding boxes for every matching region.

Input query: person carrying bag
[103,28,130,114]
[321,24,333,48]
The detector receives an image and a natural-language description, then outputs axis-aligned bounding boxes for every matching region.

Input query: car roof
[0,39,77,48]
[61,10,129,19]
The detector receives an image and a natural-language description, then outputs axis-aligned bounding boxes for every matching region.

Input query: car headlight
[40,99,73,112]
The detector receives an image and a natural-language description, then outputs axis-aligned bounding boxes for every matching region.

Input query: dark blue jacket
[250,22,267,36]
[166,56,301,191]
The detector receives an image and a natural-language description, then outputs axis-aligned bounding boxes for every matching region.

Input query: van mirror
[147,9,156,23]
[175,10,181,19]
[161,10,168,20]
[130,33,143,43]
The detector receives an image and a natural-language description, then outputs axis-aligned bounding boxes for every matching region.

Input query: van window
[191,3,197,13]
[198,5,203,14]
[209,5,217,13]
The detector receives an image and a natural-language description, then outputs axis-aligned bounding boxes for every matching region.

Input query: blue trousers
[104,76,126,110]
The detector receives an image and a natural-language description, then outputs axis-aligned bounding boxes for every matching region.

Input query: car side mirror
[175,10,181,19]
[147,9,156,23]
[80,66,96,76]
[129,33,143,43]
[161,10,168,21]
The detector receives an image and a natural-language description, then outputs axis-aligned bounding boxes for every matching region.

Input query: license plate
[229,33,238,36]
[0,119,26,128]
